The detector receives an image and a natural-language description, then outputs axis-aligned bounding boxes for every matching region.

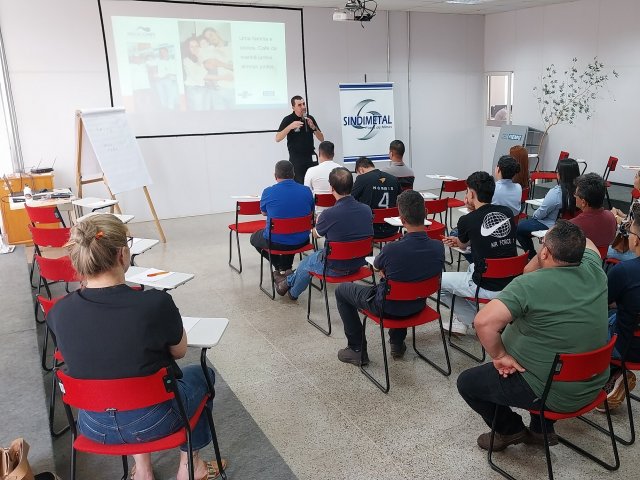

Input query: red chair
[448,253,529,362]
[314,193,336,209]
[56,364,226,480]
[425,223,446,241]
[372,207,403,247]
[25,203,66,227]
[438,180,467,229]
[228,200,265,274]
[530,151,570,198]
[28,224,70,290]
[488,336,620,480]
[603,156,619,209]
[306,238,375,336]
[259,215,314,299]
[516,187,530,222]
[632,187,640,203]
[359,275,451,393]
[424,198,449,233]
[531,150,570,171]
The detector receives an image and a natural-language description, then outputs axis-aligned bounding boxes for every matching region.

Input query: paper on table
[231,195,261,199]
[127,268,174,284]
[365,256,376,266]
[621,165,640,170]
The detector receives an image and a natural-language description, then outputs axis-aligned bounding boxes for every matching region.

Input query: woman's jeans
[516,219,548,259]
[78,364,214,452]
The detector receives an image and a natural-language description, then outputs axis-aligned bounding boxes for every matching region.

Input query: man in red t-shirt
[570,173,617,250]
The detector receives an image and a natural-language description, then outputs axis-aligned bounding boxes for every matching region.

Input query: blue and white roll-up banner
[339,82,395,163]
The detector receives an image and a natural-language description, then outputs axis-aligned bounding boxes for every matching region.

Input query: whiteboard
[79,107,152,195]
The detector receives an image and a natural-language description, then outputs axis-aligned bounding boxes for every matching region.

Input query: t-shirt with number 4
[457,203,517,291]
[352,169,401,238]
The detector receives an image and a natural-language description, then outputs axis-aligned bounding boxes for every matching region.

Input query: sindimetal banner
[339,82,395,163]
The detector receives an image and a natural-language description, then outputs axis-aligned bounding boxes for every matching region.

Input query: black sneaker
[390,342,407,359]
[338,347,369,366]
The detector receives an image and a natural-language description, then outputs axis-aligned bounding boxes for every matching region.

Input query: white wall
[0,1,485,221]
[484,0,640,185]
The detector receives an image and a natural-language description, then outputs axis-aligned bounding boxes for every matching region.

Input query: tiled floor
[103,201,639,480]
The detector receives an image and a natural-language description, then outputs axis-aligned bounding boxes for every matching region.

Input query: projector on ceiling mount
[333,0,377,25]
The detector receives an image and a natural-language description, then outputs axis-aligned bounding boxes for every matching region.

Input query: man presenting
[276,95,324,183]
[457,221,608,451]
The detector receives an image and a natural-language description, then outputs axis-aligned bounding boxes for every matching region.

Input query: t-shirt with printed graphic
[456,203,517,291]
[352,169,401,238]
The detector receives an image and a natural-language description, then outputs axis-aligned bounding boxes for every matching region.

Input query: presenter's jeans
[250,229,310,271]
[77,365,214,451]
[335,283,408,352]
[516,219,548,259]
[457,363,555,435]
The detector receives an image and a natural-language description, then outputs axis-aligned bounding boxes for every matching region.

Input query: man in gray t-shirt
[381,139,414,190]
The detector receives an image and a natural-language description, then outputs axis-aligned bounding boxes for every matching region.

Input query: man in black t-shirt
[335,190,445,365]
[441,171,517,336]
[352,156,401,239]
[276,95,324,183]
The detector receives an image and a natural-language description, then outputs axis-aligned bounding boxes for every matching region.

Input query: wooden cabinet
[0,173,55,245]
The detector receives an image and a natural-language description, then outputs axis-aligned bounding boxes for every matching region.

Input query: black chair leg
[259,254,276,299]
[447,296,486,363]
[359,317,390,393]
[41,326,54,372]
[228,230,243,274]
[49,364,70,438]
[487,406,517,480]
[120,455,128,480]
[605,189,612,209]
[204,408,227,480]
[306,278,331,336]
[412,321,451,376]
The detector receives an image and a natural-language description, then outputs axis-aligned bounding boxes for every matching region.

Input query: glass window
[486,72,513,126]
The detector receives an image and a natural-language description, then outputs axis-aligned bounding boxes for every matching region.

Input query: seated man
[250,160,314,275]
[275,167,373,300]
[304,141,341,216]
[602,215,640,410]
[442,171,517,335]
[493,155,522,216]
[570,172,617,250]
[457,221,608,451]
[381,139,414,191]
[352,156,401,239]
[335,190,444,364]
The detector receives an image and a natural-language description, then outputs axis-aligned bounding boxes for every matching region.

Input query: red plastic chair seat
[374,232,402,243]
[73,396,208,455]
[360,306,440,329]
[262,243,314,256]
[228,219,265,234]
[529,390,606,421]
[310,266,372,284]
[446,198,465,208]
[531,172,557,181]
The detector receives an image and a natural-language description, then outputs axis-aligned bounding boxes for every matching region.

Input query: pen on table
[147,271,170,277]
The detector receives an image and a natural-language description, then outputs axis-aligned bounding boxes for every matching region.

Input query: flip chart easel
[75,107,166,242]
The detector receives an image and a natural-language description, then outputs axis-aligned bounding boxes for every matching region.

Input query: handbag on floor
[1,438,34,480]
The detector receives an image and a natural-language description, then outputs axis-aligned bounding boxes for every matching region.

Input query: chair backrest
[559,151,570,161]
[482,252,529,279]
[315,193,336,208]
[520,187,530,203]
[270,215,313,235]
[604,156,619,178]
[425,223,446,240]
[441,179,467,194]
[28,225,70,248]
[236,200,261,216]
[25,204,64,225]
[37,295,60,316]
[597,245,608,260]
[425,198,448,216]
[35,255,79,283]
[372,207,399,225]
[632,188,640,201]
[326,237,373,261]
[57,367,175,412]
[548,336,616,384]
[384,275,441,302]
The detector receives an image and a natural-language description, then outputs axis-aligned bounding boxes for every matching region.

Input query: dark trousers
[290,154,314,184]
[516,219,548,259]
[335,283,407,352]
[457,362,555,435]
[250,229,309,271]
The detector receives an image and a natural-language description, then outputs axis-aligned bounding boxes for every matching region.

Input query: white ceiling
[185,0,581,15]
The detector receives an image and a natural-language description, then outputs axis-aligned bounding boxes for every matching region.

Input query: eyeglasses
[126,236,134,248]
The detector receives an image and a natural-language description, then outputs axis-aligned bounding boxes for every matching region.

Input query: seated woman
[47,215,226,480]
[602,215,640,410]
[509,144,529,191]
[608,169,640,262]
[516,158,580,259]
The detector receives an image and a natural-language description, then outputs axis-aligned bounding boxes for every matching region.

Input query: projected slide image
[112,16,288,114]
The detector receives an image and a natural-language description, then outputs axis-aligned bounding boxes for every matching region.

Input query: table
[426,174,458,181]
[231,195,261,201]
[129,238,160,265]
[384,217,432,227]
[621,165,640,171]
[125,266,194,290]
[75,211,135,224]
[525,198,544,207]
[71,197,118,212]
[183,317,229,348]
[419,191,438,199]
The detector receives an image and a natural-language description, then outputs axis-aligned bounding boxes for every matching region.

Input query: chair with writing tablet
[371,207,402,249]
[28,224,70,292]
[228,200,265,274]
[437,180,467,229]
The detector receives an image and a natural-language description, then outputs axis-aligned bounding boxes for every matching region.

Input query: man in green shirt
[457,220,608,451]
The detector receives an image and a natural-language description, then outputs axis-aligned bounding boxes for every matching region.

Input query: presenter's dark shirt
[315,195,373,271]
[352,169,401,238]
[278,112,320,159]
[47,285,184,379]
[373,231,445,317]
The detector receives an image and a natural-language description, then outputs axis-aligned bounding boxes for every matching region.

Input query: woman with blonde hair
[509,144,529,190]
[47,214,226,480]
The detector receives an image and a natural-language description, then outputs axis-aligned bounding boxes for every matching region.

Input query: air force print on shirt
[480,211,514,248]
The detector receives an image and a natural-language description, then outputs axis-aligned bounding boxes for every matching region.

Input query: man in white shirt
[493,155,523,216]
[381,140,414,190]
[304,141,341,214]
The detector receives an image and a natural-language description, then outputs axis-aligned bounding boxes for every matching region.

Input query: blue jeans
[516,219,548,259]
[77,365,214,452]
[286,250,350,299]
[606,246,637,262]
[607,311,623,360]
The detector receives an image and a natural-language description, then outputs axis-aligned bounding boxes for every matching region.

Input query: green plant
[533,57,618,168]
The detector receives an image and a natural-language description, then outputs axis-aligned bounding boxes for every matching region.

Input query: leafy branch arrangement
[533,57,618,167]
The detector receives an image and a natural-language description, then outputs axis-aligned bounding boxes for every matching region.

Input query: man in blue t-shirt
[250,160,315,273]
[335,190,445,364]
[275,167,373,300]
